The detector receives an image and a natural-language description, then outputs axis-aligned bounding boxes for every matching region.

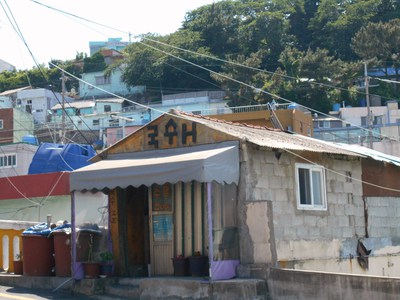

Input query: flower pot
[100,263,113,277]
[188,256,208,277]
[83,262,100,279]
[13,261,23,275]
[172,258,189,276]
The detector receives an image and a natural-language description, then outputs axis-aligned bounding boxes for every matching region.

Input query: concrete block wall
[367,197,400,237]
[240,145,366,262]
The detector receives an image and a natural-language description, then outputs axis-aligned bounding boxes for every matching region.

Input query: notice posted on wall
[153,214,173,242]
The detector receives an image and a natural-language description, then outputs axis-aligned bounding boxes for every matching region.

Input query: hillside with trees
[1,0,400,113]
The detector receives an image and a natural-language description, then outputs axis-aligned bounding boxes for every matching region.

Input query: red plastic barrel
[22,235,54,276]
[53,232,71,276]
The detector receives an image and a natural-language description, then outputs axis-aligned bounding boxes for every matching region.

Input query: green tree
[83,51,106,73]
[309,0,381,60]
[182,1,242,58]
[352,19,400,63]
[210,51,268,106]
[352,18,400,93]
[261,47,360,113]
[117,32,218,100]
[288,0,319,51]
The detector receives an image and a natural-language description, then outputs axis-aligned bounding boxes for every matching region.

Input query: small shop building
[70,110,400,281]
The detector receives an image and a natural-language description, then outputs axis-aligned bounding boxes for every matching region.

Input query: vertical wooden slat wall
[173,181,207,258]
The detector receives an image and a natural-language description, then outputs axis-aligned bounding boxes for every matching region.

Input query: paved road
[0,285,92,300]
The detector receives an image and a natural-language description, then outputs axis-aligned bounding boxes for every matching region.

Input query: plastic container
[53,231,71,277]
[22,235,54,276]
[332,103,341,111]
[188,256,209,277]
[172,257,189,276]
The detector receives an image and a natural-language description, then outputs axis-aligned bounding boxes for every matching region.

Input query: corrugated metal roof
[177,111,362,157]
[333,143,400,167]
[179,111,400,166]
[96,110,400,165]
[52,101,95,110]
[96,98,124,103]
[0,86,31,96]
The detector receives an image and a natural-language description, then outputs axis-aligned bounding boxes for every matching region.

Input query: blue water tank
[332,103,341,111]
[359,99,366,107]
[22,135,38,145]
[28,143,96,174]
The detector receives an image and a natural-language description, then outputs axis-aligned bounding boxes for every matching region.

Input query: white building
[0,59,16,72]
[314,100,400,157]
[16,88,73,124]
[0,143,38,178]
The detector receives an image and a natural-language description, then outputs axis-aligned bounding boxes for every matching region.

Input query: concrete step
[104,283,141,299]
[92,295,134,300]
[116,277,142,287]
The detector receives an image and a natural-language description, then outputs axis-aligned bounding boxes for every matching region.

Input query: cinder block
[270,176,284,189]
[344,204,355,216]
[296,226,308,238]
[331,227,343,238]
[304,215,317,227]
[334,204,345,216]
[342,227,354,238]
[316,217,328,227]
[338,216,349,227]
[274,189,289,202]
[308,227,320,238]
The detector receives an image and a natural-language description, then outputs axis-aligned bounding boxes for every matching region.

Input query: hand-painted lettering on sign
[147,119,197,148]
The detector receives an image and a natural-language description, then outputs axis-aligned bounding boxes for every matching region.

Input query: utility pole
[364,63,373,149]
[61,72,67,144]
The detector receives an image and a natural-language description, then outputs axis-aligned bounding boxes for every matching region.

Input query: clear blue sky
[0,0,215,70]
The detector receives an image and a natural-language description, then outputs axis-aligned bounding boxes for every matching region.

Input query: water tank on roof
[28,143,96,175]
[22,135,38,145]
[332,103,341,111]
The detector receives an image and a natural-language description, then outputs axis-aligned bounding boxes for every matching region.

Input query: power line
[1,0,99,144]
[26,0,400,141]
[8,0,400,146]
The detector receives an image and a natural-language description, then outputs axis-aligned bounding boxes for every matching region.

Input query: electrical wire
[284,147,400,193]
[1,0,99,144]
[25,0,400,144]
[6,0,400,198]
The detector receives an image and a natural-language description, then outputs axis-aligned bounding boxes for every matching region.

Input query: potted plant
[171,254,189,276]
[99,251,113,277]
[82,234,100,279]
[188,251,208,277]
[13,253,23,275]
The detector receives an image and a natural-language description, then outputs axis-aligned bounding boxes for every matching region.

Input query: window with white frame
[0,154,17,168]
[0,119,3,129]
[295,163,327,210]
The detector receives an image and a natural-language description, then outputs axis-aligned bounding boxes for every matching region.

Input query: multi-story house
[79,68,145,99]
[0,59,16,72]
[0,142,38,178]
[314,99,400,157]
[0,87,31,109]
[89,37,129,56]
[16,88,73,124]
[0,108,34,144]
